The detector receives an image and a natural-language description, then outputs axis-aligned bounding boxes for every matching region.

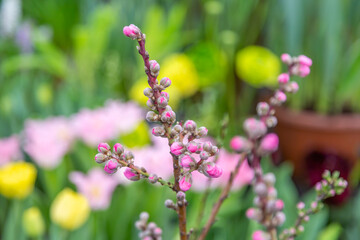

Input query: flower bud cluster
[123,24,142,40]
[247,173,286,229]
[95,142,141,180]
[281,53,312,78]
[135,212,162,240]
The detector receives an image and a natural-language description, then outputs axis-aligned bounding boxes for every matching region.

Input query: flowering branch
[198,153,246,240]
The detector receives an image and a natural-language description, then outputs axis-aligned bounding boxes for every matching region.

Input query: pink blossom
[278,73,290,84]
[24,117,74,169]
[275,199,284,210]
[298,55,312,67]
[123,24,140,39]
[252,230,270,240]
[274,91,287,103]
[230,136,251,153]
[104,159,118,174]
[299,65,311,77]
[0,135,22,166]
[170,142,184,156]
[180,155,193,168]
[123,167,140,181]
[97,142,110,153]
[179,175,192,192]
[281,53,291,64]
[258,133,279,155]
[204,164,223,178]
[70,168,118,210]
[246,208,256,219]
[187,141,199,153]
[71,100,143,146]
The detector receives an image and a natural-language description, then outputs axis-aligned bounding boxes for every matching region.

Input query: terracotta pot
[275,107,360,179]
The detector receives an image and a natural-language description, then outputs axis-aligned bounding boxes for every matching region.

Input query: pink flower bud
[123,24,141,39]
[113,143,124,154]
[146,98,156,110]
[275,199,284,210]
[161,111,176,123]
[184,120,197,132]
[98,142,110,153]
[299,65,310,77]
[297,202,305,210]
[161,91,170,101]
[154,227,162,236]
[160,77,171,88]
[157,96,168,108]
[199,151,210,160]
[187,141,199,153]
[289,81,299,93]
[243,118,267,139]
[258,133,279,155]
[298,55,312,67]
[274,212,286,226]
[104,159,118,174]
[124,167,140,181]
[252,230,270,240]
[281,53,292,65]
[152,126,166,137]
[204,164,223,178]
[274,91,287,103]
[95,153,107,164]
[256,102,269,116]
[230,136,252,153]
[198,127,208,137]
[202,142,213,152]
[149,60,160,74]
[179,155,194,168]
[170,142,184,156]
[246,208,256,219]
[124,151,134,161]
[179,175,192,192]
[278,73,290,84]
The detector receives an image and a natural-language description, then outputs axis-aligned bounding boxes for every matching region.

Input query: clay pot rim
[275,107,360,131]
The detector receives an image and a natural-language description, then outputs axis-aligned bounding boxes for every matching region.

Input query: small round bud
[274,212,286,226]
[146,111,159,122]
[275,199,284,211]
[202,142,213,152]
[256,102,270,116]
[298,55,312,67]
[176,191,186,201]
[147,222,156,230]
[98,142,110,153]
[157,96,168,108]
[199,151,210,160]
[265,116,278,128]
[203,163,223,178]
[263,173,276,186]
[161,92,170,101]
[258,133,279,156]
[123,24,141,39]
[104,159,118,174]
[281,53,292,65]
[139,212,149,222]
[143,88,153,98]
[198,127,208,137]
[113,143,124,154]
[149,60,160,75]
[243,118,267,139]
[160,77,171,88]
[299,65,310,77]
[165,199,175,209]
[179,174,192,192]
[211,146,219,155]
[297,202,305,210]
[254,182,267,197]
[274,91,287,103]
[95,153,107,164]
[187,141,199,153]
[124,151,134,161]
[148,174,158,184]
[173,124,183,133]
[146,99,156,110]
[161,111,176,123]
[184,120,197,132]
[252,230,270,240]
[278,73,290,84]
[230,136,252,153]
[170,142,184,156]
[179,155,195,168]
[152,126,166,137]
[124,167,140,181]
[289,81,299,93]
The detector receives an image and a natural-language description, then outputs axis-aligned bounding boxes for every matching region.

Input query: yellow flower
[235,46,280,87]
[130,78,181,109]
[159,54,199,97]
[50,188,90,230]
[0,162,37,199]
[22,207,45,237]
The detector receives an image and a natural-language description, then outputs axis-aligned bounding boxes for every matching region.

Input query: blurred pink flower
[71,100,143,146]
[70,168,118,210]
[191,149,254,192]
[0,135,22,166]
[24,117,74,169]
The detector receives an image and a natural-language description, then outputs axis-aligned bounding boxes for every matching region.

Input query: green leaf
[317,223,343,240]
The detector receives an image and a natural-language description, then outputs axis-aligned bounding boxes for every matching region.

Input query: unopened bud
[198,127,208,137]
[230,136,252,153]
[104,159,118,174]
[187,141,199,153]
[184,120,197,132]
[165,199,175,209]
[176,191,186,201]
[143,88,153,98]
[95,153,108,164]
[258,133,279,156]
[161,111,176,123]
[124,167,140,181]
[160,77,171,88]
[98,142,110,153]
[152,126,166,137]
[256,102,270,116]
[278,73,290,84]
[179,174,192,192]
[200,151,210,160]
[265,116,278,128]
[113,143,124,154]
[203,163,223,178]
[254,182,268,197]
[146,111,159,122]
[149,60,160,76]
[202,142,213,152]
[124,151,134,161]
[156,96,168,108]
[281,53,292,65]
[170,142,184,156]
[123,24,141,40]
[161,92,170,101]
[274,91,287,103]
[179,154,195,168]
[243,118,267,139]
